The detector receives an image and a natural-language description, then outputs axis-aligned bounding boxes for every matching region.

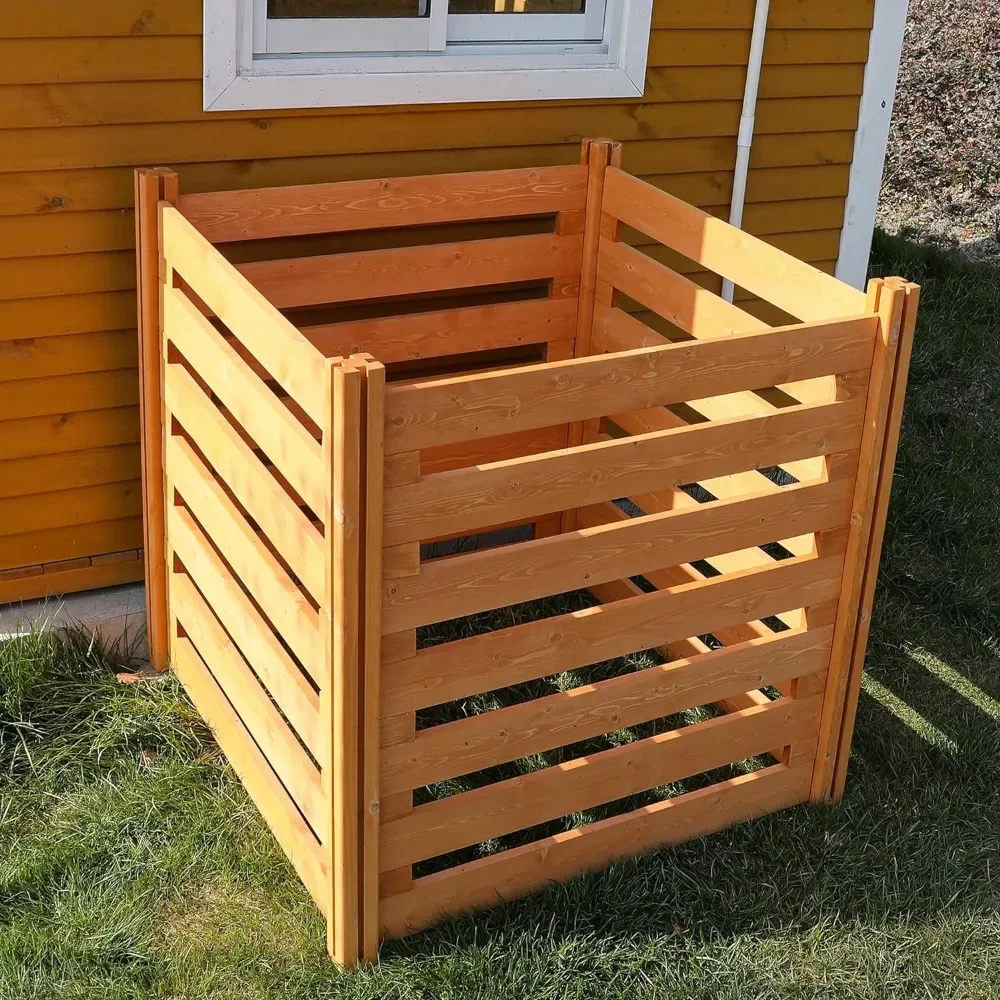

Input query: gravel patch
[877,0,1000,264]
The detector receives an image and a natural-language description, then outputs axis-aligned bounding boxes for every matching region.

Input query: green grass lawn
[2,232,1000,999]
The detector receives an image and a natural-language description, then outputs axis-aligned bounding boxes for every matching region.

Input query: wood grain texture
[383,398,866,546]
[382,625,832,794]
[238,233,583,311]
[383,316,874,455]
[384,477,854,632]
[179,164,586,242]
[381,696,820,869]
[382,551,844,715]
[380,761,812,937]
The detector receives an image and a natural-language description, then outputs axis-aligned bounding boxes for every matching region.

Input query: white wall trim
[836,0,910,289]
[204,0,652,112]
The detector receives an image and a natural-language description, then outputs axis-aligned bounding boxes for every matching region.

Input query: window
[204,0,653,110]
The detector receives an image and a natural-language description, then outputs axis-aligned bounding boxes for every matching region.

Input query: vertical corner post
[135,167,178,671]
[322,357,365,968]
[831,278,920,800]
[351,355,386,964]
[811,277,908,802]
[561,137,622,533]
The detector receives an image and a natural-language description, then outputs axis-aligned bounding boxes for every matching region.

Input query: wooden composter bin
[135,139,918,968]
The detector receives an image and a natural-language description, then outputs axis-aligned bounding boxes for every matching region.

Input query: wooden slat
[382,316,874,455]
[171,637,327,912]
[360,358,386,963]
[384,476,853,632]
[178,164,587,242]
[168,503,320,758]
[163,284,326,517]
[166,433,324,680]
[382,624,831,794]
[603,168,866,321]
[380,761,810,937]
[383,398,866,546]
[381,695,820,870]
[164,360,325,599]
[160,205,326,426]
[171,571,326,840]
[597,240,766,338]
[302,298,576,365]
[238,233,583,311]
[382,549,843,716]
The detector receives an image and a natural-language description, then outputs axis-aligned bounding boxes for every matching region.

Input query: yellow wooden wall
[0,0,875,602]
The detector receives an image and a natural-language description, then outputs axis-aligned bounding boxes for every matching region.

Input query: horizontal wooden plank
[383,477,853,632]
[238,232,583,311]
[655,1,874,29]
[604,168,866,321]
[648,30,871,66]
[161,206,327,428]
[382,624,832,793]
[381,761,810,936]
[0,329,136,381]
[303,298,576,364]
[0,99,860,174]
[3,2,200,38]
[164,361,326,601]
[0,134,857,218]
[383,394,865,545]
[0,36,202,85]
[0,480,141,539]
[168,503,321,758]
[598,241,766,339]
[180,164,586,242]
[0,552,142,603]
[1,369,138,421]
[382,548,843,715]
[381,694,820,869]
[0,60,864,118]
[0,291,136,341]
[0,406,139,461]
[0,516,142,572]
[0,444,139,500]
[172,637,328,913]
[171,571,326,841]
[383,316,874,456]
[0,249,134,301]
[165,433,324,681]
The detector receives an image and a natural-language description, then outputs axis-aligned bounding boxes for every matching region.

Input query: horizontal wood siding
[0,0,874,587]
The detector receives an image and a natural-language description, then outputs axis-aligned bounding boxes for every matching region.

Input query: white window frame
[205,0,653,111]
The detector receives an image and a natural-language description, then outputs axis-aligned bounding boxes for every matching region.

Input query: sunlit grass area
[2,231,999,998]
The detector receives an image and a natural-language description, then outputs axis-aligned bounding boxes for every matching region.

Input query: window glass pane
[269,0,425,17]
[449,0,584,11]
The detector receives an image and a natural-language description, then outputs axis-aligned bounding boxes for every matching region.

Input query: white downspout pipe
[722,0,771,303]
